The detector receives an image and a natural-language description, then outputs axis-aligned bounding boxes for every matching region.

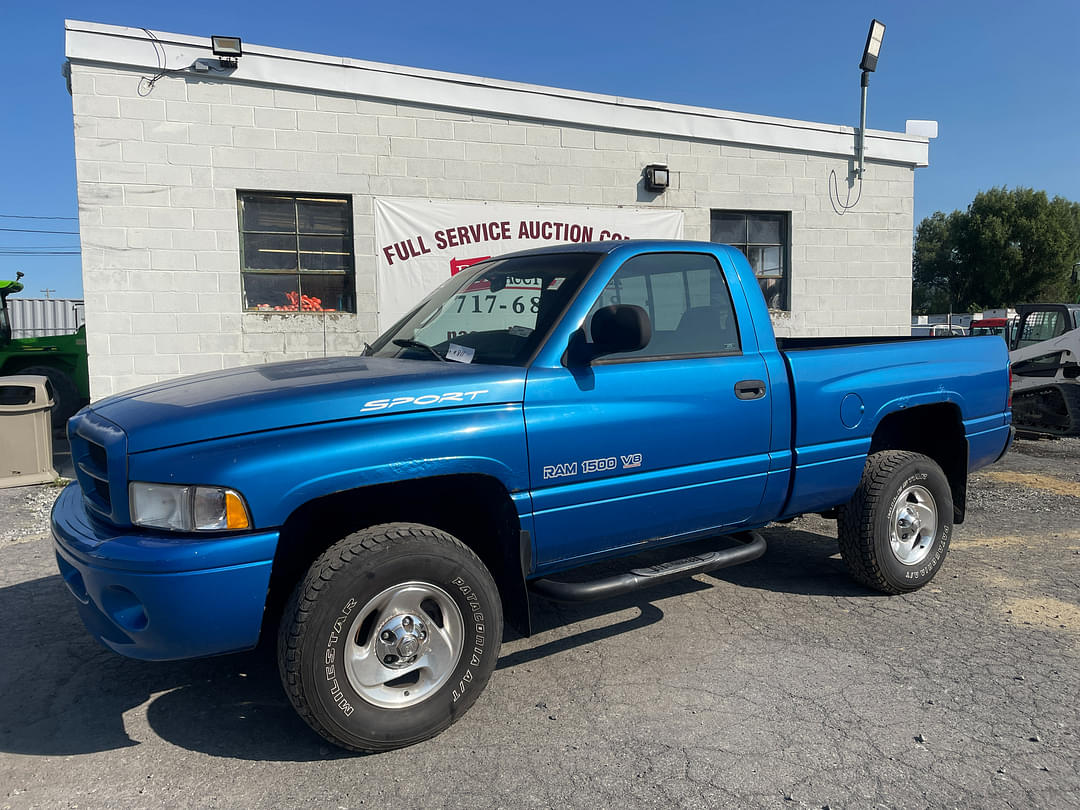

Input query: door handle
[734,379,767,400]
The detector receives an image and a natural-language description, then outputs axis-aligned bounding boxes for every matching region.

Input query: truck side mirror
[567,304,651,364]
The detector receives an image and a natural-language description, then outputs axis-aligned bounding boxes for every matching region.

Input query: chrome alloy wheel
[344,581,464,709]
[890,484,938,565]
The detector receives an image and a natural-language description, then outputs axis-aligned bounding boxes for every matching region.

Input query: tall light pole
[857,19,886,179]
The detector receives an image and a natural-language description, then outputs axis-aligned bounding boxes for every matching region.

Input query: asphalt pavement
[1,438,1077,809]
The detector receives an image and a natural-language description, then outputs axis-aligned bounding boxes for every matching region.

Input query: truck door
[523,251,772,569]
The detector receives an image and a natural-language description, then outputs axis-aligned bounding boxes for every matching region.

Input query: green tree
[912,187,1080,313]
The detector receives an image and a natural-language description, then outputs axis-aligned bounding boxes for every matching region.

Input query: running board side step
[528,531,766,603]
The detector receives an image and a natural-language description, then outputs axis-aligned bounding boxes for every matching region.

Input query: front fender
[127,404,529,528]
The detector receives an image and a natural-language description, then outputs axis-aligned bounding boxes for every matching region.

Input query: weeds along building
[65,20,931,398]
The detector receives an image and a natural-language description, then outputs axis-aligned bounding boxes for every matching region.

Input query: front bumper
[51,482,278,661]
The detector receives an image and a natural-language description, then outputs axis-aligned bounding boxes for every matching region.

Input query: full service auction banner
[374,199,685,331]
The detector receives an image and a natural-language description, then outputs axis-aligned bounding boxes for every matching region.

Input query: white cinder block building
[65,20,931,398]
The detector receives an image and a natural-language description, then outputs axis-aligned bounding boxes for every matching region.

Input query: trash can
[0,375,58,488]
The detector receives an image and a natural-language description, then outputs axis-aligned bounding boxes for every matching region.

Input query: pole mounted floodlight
[860,19,885,72]
[211,36,243,69]
[856,19,885,179]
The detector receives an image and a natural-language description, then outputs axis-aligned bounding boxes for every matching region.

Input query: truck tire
[836,451,953,594]
[20,365,80,430]
[278,522,503,752]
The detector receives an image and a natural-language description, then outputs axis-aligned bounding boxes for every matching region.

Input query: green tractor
[0,272,90,428]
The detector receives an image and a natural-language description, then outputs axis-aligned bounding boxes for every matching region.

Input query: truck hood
[87,356,526,452]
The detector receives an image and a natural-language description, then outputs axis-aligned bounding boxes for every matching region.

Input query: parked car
[969,317,1015,346]
[911,324,966,337]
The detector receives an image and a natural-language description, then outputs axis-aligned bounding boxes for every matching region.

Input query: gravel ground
[0,437,1077,809]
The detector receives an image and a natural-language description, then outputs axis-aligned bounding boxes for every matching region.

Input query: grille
[87,441,107,475]
[79,439,112,512]
[69,411,126,523]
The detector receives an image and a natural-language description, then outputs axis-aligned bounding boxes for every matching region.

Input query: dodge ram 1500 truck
[52,241,1013,752]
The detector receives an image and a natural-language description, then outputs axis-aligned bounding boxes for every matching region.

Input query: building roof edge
[64,19,930,167]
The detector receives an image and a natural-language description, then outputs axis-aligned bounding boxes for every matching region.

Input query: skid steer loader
[1009,303,1080,435]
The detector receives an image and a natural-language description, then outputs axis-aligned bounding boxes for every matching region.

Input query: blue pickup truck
[52,240,1012,751]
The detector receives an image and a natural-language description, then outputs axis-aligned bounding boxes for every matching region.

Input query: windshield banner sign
[374,198,684,331]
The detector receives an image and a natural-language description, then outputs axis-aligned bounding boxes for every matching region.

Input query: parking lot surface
[1,438,1078,809]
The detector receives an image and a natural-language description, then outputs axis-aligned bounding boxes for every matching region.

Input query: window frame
[237,190,356,314]
[710,210,791,311]
[583,251,744,366]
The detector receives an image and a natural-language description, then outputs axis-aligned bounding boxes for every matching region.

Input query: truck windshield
[369,252,602,366]
[0,303,9,344]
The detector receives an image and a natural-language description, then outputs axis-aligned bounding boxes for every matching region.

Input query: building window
[710,211,789,310]
[238,191,355,312]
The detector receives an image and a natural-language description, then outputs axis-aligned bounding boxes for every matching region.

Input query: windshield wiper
[392,338,447,361]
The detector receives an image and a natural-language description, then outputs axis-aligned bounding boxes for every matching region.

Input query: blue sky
[1,0,1077,299]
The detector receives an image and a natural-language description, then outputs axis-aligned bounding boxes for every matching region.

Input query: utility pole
[40,287,55,299]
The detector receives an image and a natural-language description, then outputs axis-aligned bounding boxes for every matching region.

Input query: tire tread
[277,522,487,752]
[836,450,931,595]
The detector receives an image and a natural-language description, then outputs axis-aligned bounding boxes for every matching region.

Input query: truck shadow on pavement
[0,573,349,761]
[711,523,887,597]
[0,524,873,761]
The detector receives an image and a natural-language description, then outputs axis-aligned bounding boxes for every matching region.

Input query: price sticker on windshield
[445,343,476,364]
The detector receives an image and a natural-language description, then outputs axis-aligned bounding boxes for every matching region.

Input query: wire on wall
[828,168,863,216]
[138,28,231,97]
[138,28,176,96]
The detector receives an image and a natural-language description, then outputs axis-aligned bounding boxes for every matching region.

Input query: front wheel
[836,451,954,594]
[278,523,503,752]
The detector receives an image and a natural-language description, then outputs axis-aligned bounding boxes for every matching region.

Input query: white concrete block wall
[70,63,915,398]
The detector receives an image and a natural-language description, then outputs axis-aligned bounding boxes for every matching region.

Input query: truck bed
[774,334,1012,518]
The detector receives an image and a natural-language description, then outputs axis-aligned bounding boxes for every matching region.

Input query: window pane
[298,274,353,312]
[587,252,739,359]
[241,194,296,233]
[759,246,783,277]
[686,267,711,308]
[747,214,783,244]
[297,198,351,235]
[743,246,762,274]
[711,214,746,245]
[299,235,352,272]
[243,233,298,271]
[650,272,687,331]
[595,274,647,310]
[759,277,784,310]
[243,273,301,311]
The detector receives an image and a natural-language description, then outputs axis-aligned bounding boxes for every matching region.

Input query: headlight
[129,482,252,531]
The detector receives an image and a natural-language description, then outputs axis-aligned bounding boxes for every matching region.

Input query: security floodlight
[211,36,242,68]
[860,19,885,72]
[644,164,669,193]
[211,36,243,58]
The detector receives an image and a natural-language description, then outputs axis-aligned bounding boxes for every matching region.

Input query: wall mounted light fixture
[211,36,243,69]
[644,164,669,193]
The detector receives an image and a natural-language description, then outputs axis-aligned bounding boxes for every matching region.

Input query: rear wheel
[278,523,502,752]
[836,451,953,594]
